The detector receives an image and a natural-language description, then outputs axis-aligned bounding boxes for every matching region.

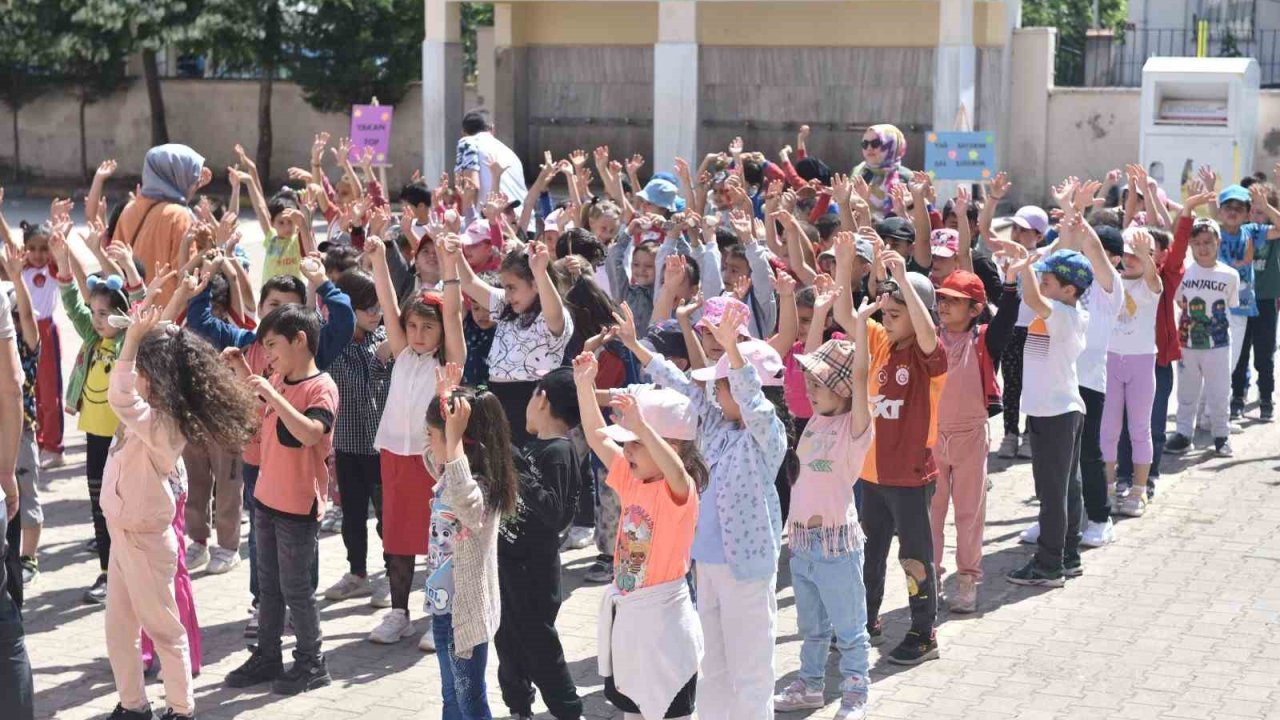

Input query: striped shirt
[328,326,392,455]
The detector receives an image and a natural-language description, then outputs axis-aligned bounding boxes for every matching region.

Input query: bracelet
[441,279,461,286]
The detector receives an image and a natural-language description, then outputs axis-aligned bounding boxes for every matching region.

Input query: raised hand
[435,362,464,400]
[988,171,1011,200]
[675,292,704,325]
[572,351,599,385]
[569,149,588,169]
[626,154,645,175]
[311,132,331,164]
[772,267,796,297]
[709,300,748,349]
[663,254,688,288]
[611,301,640,348]
[95,159,117,180]
[609,392,642,432]
[730,275,752,302]
[729,137,744,156]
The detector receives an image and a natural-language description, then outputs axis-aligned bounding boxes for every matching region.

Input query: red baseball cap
[935,270,985,304]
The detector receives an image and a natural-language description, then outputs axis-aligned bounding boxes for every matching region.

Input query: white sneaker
[319,506,344,534]
[834,691,869,720]
[39,450,65,469]
[368,609,414,644]
[324,572,372,601]
[1117,492,1147,518]
[1079,519,1115,548]
[562,526,594,550]
[1018,522,1040,545]
[774,680,824,711]
[370,576,392,608]
[419,628,437,652]
[185,542,210,570]
[205,546,241,574]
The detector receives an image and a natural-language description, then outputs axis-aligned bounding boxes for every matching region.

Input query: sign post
[350,102,395,189]
[923,132,996,182]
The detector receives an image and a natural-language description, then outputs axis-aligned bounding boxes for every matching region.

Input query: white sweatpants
[695,563,777,720]
[1177,347,1232,439]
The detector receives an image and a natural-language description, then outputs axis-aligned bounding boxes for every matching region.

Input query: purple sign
[349,104,394,164]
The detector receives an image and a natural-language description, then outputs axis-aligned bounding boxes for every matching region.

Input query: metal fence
[1058,26,1280,87]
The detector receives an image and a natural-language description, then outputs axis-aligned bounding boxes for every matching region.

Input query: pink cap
[462,218,492,247]
[690,338,785,386]
[930,228,960,258]
[600,388,697,443]
[695,296,751,337]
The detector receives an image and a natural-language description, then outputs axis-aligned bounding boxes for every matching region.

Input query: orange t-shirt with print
[605,454,698,594]
[254,372,339,518]
[859,321,948,487]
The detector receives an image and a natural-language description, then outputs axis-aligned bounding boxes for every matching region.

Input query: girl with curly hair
[101,306,258,720]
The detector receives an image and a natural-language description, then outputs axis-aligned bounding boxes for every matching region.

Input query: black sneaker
[1214,437,1233,457]
[84,573,108,605]
[1063,560,1083,578]
[1147,476,1158,502]
[20,555,37,585]
[582,556,614,585]
[109,703,154,720]
[225,648,284,688]
[887,630,939,666]
[1163,433,1192,455]
[272,655,331,696]
[1006,559,1065,588]
[1229,397,1244,420]
[866,618,885,647]
[1261,403,1274,422]
[157,710,194,720]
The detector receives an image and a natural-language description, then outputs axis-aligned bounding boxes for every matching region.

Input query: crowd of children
[0,118,1277,720]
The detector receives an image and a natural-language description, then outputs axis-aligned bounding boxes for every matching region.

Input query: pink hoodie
[101,360,188,534]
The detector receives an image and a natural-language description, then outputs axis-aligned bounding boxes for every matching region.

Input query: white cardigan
[598,577,703,720]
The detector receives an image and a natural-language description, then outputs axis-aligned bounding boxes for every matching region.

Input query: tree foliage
[1023,0,1129,85]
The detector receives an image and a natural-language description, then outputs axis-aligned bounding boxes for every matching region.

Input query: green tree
[51,0,132,181]
[290,0,423,113]
[460,2,493,83]
[0,1,58,180]
[1023,0,1128,85]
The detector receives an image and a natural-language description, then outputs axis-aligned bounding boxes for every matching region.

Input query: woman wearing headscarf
[852,124,913,222]
[111,145,211,304]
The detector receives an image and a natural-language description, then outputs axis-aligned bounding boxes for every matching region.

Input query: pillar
[492,3,528,160]
[653,0,698,170]
[1008,27,1056,206]
[423,0,463,178]
[934,0,976,133]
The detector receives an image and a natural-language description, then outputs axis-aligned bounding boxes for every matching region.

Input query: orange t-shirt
[254,372,339,518]
[605,454,697,594]
[860,321,948,487]
[111,197,195,305]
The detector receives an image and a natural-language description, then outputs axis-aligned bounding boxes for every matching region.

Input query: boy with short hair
[226,305,339,696]
[1218,183,1280,421]
[235,144,313,282]
[834,232,948,666]
[1006,240,1092,588]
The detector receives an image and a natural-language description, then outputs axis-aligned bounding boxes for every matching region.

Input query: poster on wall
[924,131,995,181]
[349,104,395,164]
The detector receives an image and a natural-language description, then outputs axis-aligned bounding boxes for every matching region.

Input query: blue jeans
[788,539,870,696]
[433,613,493,720]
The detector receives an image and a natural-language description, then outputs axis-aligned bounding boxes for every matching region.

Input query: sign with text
[349,104,394,164]
[924,132,995,181]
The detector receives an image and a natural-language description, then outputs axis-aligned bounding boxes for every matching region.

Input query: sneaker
[583,556,614,585]
[1006,559,1064,588]
[772,680,824,711]
[244,605,259,641]
[1164,433,1192,454]
[157,710,193,720]
[948,575,977,614]
[834,690,869,720]
[185,542,210,571]
[19,555,37,585]
[370,576,392,608]
[1147,477,1158,502]
[272,655,331,696]
[1080,518,1115,548]
[1230,397,1244,420]
[1214,437,1234,457]
[225,648,284,688]
[419,628,436,652]
[1016,436,1033,459]
[562,525,594,550]
[887,629,940,665]
[324,572,372,601]
[1106,484,1119,511]
[866,618,885,647]
[84,573,108,604]
[319,506,343,534]
[39,450,65,469]
[1261,403,1274,422]
[109,703,154,720]
[368,609,414,644]
[1063,560,1083,578]
[1018,522,1040,545]
[205,546,241,575]
[1117,492,1147,518]
[1229,418,1244,435]
[997,433,1018,459]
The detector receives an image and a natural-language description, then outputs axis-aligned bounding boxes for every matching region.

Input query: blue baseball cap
[1218,184,1250,206]
[637,178,679,212]
[1034,249,1094,293]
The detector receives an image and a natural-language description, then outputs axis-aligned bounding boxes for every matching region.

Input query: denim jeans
[0,511,34,720]
[244,466,318,607]
[434,613,493,720]
[255,507,322,660]
[788,539,870,696]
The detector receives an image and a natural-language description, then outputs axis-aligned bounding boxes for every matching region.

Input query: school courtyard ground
[10,202,1280,720]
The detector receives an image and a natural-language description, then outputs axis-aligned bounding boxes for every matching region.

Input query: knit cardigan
[438,454,501,659]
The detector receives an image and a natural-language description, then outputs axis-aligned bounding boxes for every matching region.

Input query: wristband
[442,279,461,286]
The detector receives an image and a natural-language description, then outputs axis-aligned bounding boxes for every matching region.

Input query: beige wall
[508,2,656,46]
[697,2,939,47]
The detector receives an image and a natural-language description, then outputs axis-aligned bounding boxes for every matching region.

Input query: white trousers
[1177,347,1232,439]
[694,563,777,720]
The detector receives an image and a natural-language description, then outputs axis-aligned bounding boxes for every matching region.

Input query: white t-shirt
[1108,276,1161,356]
[1020,300,1087,417]
[1076,265,1122,392]
[454,131,528,208]
[373,347,439,456]
[0,290,12,506]
[484,287,574,382]
[21,265,58,321]
[1175,260,1240,350]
